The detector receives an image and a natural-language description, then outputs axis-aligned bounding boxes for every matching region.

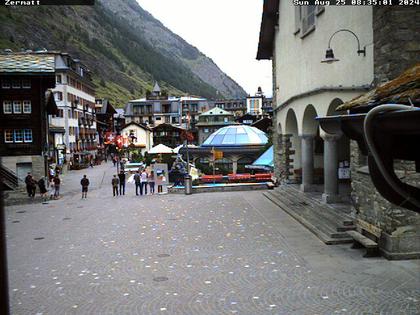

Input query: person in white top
[140,169,148,195]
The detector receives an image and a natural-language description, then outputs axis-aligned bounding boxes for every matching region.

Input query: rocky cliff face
[0,1,246,106]
[99,0,247,99]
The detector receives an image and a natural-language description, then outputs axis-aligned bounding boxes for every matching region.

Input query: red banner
[104,132,116,145]
[115,135,124,149]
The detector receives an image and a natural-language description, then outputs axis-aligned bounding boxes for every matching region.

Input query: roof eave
[256,0,279,60]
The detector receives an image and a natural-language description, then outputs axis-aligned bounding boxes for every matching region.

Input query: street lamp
[321,29,366,64]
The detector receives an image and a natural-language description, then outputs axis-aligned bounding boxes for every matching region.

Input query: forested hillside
[0,1,246,106]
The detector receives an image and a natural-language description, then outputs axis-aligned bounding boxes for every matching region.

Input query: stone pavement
[4,174,420,314]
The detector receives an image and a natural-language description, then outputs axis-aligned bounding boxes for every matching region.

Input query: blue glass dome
[202,125,268,147]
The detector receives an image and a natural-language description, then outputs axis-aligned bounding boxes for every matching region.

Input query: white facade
[275,5,373,133]
[121,123,153,155]
[268,4,374,203]
[49,53,97,158]
[246,96,263,115]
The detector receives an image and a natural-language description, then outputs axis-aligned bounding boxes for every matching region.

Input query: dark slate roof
[153,81,161,93]
[0,53,55,73]
[256,0,279,60]
[115,108,125,118]
[124,102,133,116]
[122,121,152,131]
[98,99,117,115]
[337,63,420,111]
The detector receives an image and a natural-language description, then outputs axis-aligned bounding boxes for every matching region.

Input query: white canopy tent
[147,144,173,154]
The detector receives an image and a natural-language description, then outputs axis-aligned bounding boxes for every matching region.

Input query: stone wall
[350,141,420,259]
[1,155,46,184]
[373,7,420,83]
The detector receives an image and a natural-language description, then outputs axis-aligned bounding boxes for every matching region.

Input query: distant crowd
[24,172,61,204]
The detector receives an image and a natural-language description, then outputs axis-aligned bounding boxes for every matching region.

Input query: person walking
[25,172,33,198]
[112,175,119,197]
[118,170,126,196]
[49,178,55,200]
[80,175,90,199]
[53,175,61,199]
[134,170,141,195]
[148,171,155,195]
[29,176,37,198]
[38,177,48,204]
[140,169,148,195]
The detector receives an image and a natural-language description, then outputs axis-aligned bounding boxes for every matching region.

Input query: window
[13,101,22,113]
[54,92,63,101]
[1,80,11,89]
[24,129,33,142]
[155,117,161,121]
[14,130,23,143]
[294,6,302,34]
[204,128,209,133]
[302,6,316,34]
[22,79,31,89]
[12,80,21,89]
[23,100,31,114]
[296,5,322,36]
[4,130,13,143]
[3,101,12,114]
[56,75,62,84]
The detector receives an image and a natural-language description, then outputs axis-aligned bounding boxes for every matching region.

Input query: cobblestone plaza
[5,164,420,314]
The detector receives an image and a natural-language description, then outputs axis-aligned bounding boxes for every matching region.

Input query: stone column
[300,134,315,192]
[232,157,238,174]
[322,134,341,203]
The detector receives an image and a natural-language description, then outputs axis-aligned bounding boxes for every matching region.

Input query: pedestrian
[112,175,119,197]
[140,169,148,195]
[38,177,48,204]
[49,178,55,200]
[134,170,141,195]
[148,171,155,195]
[118,170,126,195]
[89,155,94,168]
[29,176,37,198]
[112,156,116,167]
[53,175,61,199]
[25,172,33,198]
[80,175,90,198]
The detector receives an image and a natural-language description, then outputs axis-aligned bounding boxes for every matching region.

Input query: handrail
[0,165,19,188]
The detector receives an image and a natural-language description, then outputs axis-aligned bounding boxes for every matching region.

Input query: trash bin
[184,175,192,195]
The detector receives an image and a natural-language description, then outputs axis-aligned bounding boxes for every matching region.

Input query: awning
[246,145,273,170]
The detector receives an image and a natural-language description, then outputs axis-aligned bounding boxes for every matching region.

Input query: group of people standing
[25,172,61,204]
[111,169,155,197]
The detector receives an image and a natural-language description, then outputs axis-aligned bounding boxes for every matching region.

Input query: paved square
[5,163,420,314]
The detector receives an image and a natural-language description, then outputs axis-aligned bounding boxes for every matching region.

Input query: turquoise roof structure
[202,125,268,147]
[247,145,273,170]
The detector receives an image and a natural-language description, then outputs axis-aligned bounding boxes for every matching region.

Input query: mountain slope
[100,0,247,99]
[0,1,246,106]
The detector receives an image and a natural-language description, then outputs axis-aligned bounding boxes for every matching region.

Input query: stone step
[273,187,355,230]
[281,189,354,230]
[264,191,353,245]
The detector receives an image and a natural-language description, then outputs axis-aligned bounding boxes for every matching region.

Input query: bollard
[184,175,192,195]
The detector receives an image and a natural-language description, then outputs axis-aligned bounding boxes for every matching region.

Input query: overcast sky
[136,0,272,97]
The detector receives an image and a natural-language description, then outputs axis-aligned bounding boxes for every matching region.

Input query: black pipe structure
[0,161,10,315]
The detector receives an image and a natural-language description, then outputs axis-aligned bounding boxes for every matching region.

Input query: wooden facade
[0,74,56,157]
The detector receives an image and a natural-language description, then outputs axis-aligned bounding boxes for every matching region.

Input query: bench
[347,230,379,257]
